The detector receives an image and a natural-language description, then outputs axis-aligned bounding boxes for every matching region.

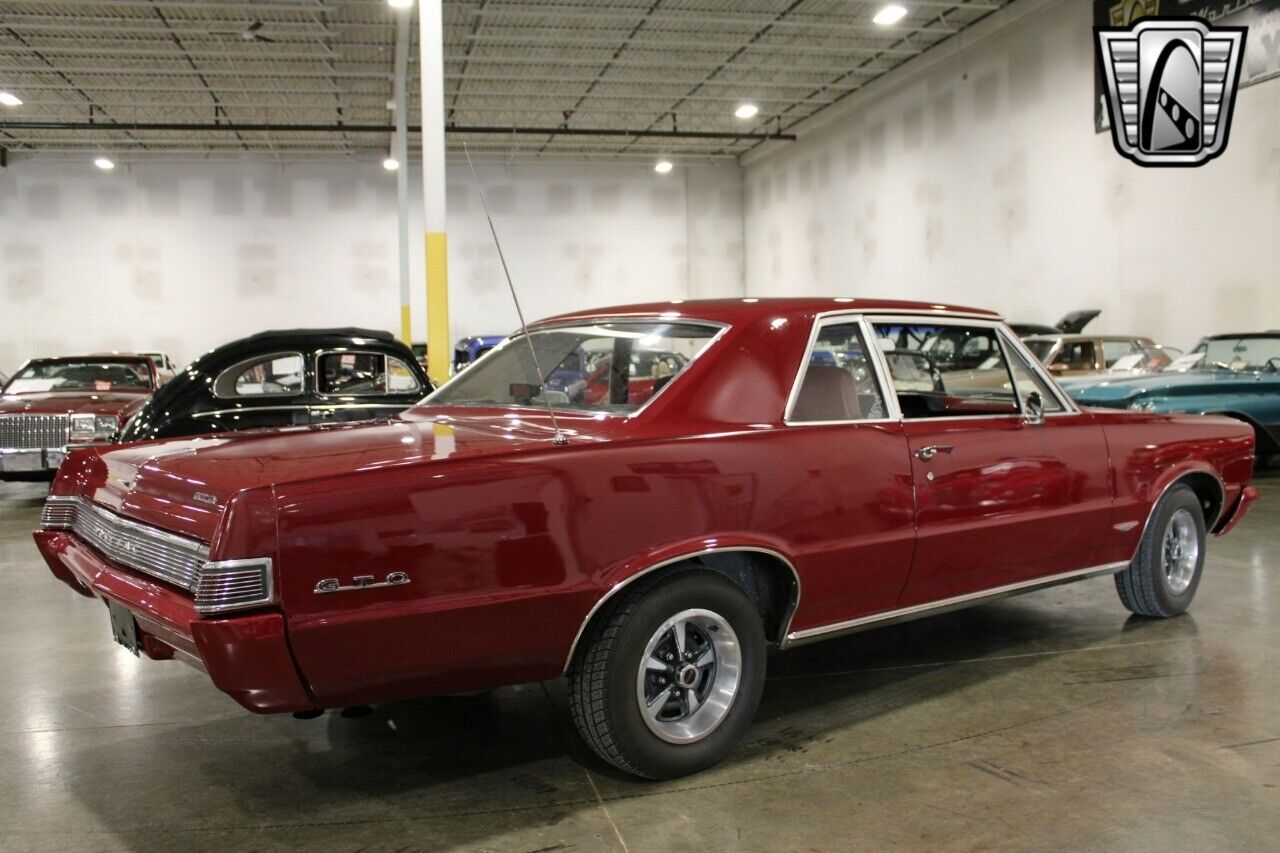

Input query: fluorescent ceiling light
[654,159,674,174]
[388,0,414,8]
[382,157,400,171]
[734,103,759,119]
[94,157,115,170]
[0,91,21,107]
[873,4,908,25]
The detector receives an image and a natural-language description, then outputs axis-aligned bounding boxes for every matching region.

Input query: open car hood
[1056,310,1101,334]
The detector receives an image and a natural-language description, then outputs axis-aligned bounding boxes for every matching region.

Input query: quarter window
[214,353,303,398]
[871,323,1019,419]
[790,322,887,422]
[1004,341,1065,413]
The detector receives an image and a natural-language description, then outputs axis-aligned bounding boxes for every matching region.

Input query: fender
[561,535,801,674]
[1132,464,1226,557]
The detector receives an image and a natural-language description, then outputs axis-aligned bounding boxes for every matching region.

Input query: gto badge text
[315,572,411,594]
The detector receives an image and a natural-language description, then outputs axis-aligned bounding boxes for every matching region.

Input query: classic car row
[1,329,430,480]
[32,297,1259,780]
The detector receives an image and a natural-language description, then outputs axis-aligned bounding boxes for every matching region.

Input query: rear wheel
[568,570,766,779]
[1115,485,1206,617]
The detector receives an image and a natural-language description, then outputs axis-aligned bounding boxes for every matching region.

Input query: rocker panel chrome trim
[783,561,1129,646]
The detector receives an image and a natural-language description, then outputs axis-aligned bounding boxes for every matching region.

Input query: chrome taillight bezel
[194,558,275,615]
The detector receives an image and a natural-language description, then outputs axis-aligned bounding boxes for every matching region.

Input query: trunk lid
[87,408,618,540]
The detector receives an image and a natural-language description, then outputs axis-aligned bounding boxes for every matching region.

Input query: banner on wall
[1094,0,1280,132]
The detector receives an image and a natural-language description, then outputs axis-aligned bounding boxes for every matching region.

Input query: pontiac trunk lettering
[314,572,411,594]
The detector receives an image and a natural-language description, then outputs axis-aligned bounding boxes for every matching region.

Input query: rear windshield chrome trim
[422,316,730,421]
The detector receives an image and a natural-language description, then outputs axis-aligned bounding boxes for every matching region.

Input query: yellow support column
[419,0,450,388]
[425,231,449,384]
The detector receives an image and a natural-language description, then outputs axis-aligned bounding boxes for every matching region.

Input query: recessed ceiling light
[388,0,414,8]
[654,159,674,174]
[382,156,400,171]
[873,4,908,25]
[0,91,21,107]
[94,157,115,170]
[734,103,759,119]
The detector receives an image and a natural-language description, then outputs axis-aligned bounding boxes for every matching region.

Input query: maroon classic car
[35,299,1257,779]
[1,355,159,480]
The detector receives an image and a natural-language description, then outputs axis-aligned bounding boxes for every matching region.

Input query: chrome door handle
[915,444,954,461]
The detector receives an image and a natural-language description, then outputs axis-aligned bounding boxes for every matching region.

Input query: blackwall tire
[1115,484,1206,618]
[568,570,766,780]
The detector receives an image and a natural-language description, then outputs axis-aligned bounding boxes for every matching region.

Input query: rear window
[428,321,721,415]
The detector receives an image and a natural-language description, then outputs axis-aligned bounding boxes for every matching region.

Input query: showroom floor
[2,476,1276,852]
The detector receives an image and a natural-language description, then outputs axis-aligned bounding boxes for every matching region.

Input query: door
[194,351,311,435]
[311,350,426,425]
[870,321,1113,606]
[780,317,916,629]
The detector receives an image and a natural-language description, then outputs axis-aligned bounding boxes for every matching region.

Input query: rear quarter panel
[1090,410,1255,562]
[273,424,916,708]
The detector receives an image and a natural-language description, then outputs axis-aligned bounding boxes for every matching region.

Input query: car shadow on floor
[51,584,1208,852]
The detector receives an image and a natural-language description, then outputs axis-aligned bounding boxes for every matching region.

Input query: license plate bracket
[107,600,140,656]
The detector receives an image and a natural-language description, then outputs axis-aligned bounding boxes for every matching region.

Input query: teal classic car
[1062,333,1280,461]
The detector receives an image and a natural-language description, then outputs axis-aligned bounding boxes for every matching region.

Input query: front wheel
[1115,485,1206,617]
[568,570,766,779]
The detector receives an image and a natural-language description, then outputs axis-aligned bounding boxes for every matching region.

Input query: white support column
[418,0,449,387]
[393,10,411,345]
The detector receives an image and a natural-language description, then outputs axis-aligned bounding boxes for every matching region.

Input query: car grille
[41,496,208,592]
[0,414,69,450]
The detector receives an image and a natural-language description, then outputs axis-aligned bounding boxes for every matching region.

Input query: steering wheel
[1265,357,1280,373]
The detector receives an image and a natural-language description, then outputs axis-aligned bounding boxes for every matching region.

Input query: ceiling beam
[0,120,797,141]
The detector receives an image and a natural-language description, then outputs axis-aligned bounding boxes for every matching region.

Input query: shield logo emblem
[1096,17,1246,167]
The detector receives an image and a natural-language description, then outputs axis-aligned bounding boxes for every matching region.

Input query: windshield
[5,360,153,393]
[427,321,721,414]
[1201,337,1280,372]
[1024,339,1057,362]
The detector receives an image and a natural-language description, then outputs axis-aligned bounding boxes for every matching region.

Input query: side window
[1102,339,1139,367]
[872,323,1019,419]
[319,352,389,396]
[1060,340,1098,370]
[1003,339,1065,413]
[214,353,303,398]
[790,322,887,422]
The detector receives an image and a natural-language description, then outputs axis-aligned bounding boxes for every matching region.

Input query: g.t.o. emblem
[1096,17,1246,167]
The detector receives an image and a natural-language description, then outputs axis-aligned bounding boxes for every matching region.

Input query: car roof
[537,297,1002,327]
[1022,334,1148,342]
[33,354,153,364]
[244,327,394,343]
[1205,332,1280,340]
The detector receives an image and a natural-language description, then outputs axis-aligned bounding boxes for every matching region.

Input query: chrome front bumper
[0,447,66,474]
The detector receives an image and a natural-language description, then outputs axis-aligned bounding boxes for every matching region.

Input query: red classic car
[34,299,1258,779]
[1,355,159,480]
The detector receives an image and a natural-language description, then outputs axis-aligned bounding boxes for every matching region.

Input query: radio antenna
[462,142,568,446]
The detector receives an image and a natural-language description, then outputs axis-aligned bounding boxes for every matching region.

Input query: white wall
[743,0,1280,351]
[0,158,744,375]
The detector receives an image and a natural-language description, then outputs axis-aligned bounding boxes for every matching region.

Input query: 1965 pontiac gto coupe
[35,299,1258,779]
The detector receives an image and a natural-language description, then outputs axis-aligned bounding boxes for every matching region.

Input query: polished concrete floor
[1,475,1276,852]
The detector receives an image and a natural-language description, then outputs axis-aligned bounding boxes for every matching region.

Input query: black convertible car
[121,328,431,441]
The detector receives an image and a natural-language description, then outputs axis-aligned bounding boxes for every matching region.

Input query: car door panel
[897,413,1112,605]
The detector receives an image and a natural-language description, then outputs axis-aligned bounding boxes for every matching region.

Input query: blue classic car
[1063,332,1280,461]
[452,335,506,374]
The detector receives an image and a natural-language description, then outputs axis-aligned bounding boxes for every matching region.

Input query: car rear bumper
[33,530,314,714]
[1215,485,1260,537]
